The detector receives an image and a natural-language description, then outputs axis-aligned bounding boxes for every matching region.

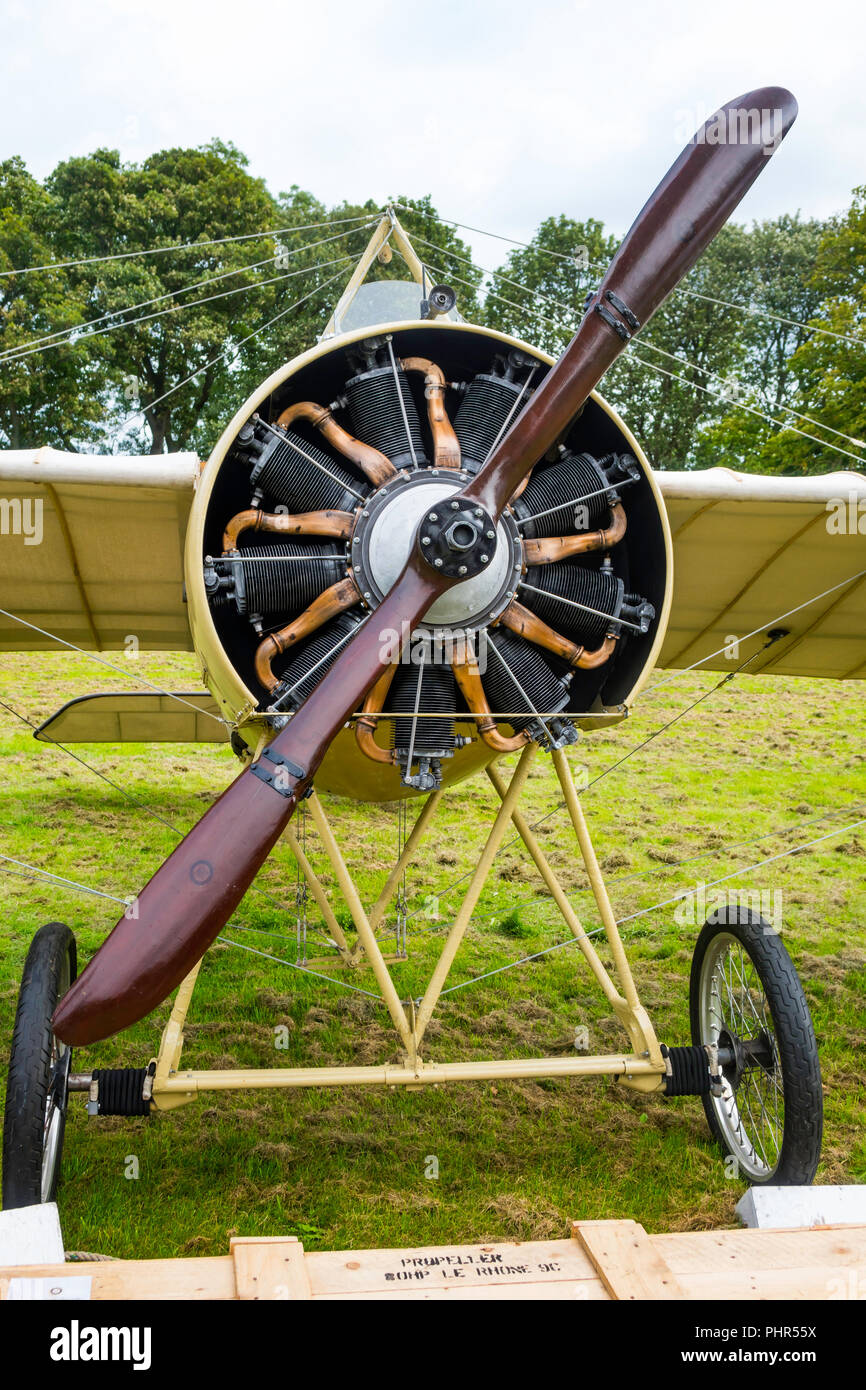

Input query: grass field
[0,650,864,1259]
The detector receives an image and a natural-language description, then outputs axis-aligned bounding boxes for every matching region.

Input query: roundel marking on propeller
[52,86,798,1045]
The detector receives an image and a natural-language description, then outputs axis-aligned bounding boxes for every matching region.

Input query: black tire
[690,907,822,1186]
[3,923,77,1208]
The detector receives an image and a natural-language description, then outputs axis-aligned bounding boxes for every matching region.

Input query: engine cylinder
[523,562,624,643]
[482,628,571,732]
[343,364,426,468]
[516,452,615,535]
[452,373,527,472]
[206,543,345,619]
[388,661,458,757]
[231,417,366,512]
[274,611,364,708]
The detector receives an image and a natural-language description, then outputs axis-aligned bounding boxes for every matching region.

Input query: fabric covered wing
[656,468,866,679]
[0,449,199,651]
[34,691,227,744]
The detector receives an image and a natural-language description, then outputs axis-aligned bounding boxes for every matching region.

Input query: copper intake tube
[223,508,353,552]
[498,599,619,669]
[522,502,627,565]
[354,663,399,765]
[400,358,461,470]
[254,576,361,693]
[451,644,529,753]
[276,401,396,487]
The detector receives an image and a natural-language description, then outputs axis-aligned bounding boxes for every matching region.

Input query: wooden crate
[2,1219,865,1300]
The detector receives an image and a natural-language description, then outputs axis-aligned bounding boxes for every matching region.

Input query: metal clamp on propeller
[249,746,308,799]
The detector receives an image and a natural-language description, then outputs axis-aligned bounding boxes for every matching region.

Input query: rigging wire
[407,643,772,935]
[0,852,128,903]
[0,692,333,943]
[642,568,866,694]
[422,256,866,468]
[0,222,376,365]
[0,608,229,725]
[439,815,866,998]
[0,253,358,368]
[110,264,349,439]
[465,798,866,941]
[403,559,866,927]
[409,228,866,454]
[395,204,866,351]
[0,213,376,279]
[0,848,344,978]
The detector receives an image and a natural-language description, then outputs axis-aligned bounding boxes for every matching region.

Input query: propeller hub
[352,470,520,630]
[421,499,496,579]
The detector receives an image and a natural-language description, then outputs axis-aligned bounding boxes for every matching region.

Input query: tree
[215,192,485,448]
[777,191,866,473]
[691,215,832,473]
[45,142,284,455]
[0,157,107,449]
[483,214,617,355]
[478,215,756,469]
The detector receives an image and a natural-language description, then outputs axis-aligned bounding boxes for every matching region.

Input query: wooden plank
[686,1265,862,1300]
[573,1220,687,1301]
[1,1223,863,1301]
[0,1257,235,1301]
[318,1279,610,1300]
[230,1237,311,1301]
[304,1239,593,1296]
[0,1203,65,1265]
[655,1225,866,1273]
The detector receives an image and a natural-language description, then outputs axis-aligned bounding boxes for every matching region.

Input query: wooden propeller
[53,87,797,1044]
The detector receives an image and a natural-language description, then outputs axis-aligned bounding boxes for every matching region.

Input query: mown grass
[0,651,864,1258]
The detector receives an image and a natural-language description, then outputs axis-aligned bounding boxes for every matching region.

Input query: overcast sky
[2,0,864,273]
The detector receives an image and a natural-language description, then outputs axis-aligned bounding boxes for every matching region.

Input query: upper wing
[0,448,199,651]
[657,468,866,679]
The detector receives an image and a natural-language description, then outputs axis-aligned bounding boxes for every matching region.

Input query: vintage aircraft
[2,85,864,1209]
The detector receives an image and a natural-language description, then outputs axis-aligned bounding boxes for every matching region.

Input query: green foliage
[480,209,850,474]
[483,214,617,354]
[782,188,866,473]
[46,142,284,454]
[1,652,863,1252]
[496,909,533,938]
[1,141,863,474]
[0,158,108,448]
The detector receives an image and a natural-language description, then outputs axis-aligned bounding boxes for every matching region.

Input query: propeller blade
[464,87,797,517]
[53,86,797,1045]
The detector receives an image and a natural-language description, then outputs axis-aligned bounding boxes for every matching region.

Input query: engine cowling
[185,319,673,802]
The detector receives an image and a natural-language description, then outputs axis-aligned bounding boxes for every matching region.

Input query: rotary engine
[198,323,669,796]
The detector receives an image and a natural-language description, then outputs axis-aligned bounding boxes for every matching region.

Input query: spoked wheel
[690,907,822,1186]
[2,923,77,1208]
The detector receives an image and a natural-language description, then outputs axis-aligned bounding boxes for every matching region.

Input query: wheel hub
[717,1026,776,1086]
